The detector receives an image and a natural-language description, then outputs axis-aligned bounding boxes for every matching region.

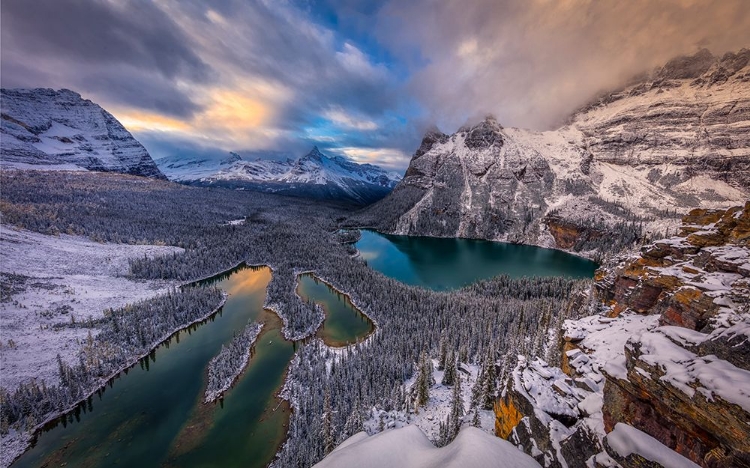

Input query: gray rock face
[1,88,166,179]
[576,49,750,189]
[353,49,750,255]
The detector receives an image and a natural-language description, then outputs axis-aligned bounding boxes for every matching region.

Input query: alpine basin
[13,265,372,468]
[355,230,598,290]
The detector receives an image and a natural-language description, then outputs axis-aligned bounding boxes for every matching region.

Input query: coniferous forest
[1,170,602,466]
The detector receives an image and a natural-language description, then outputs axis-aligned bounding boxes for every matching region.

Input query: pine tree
[446,373,463,443]
[442,351,456,386]
[413,351,431,408]
[322,389,335,455]
[480,345,497,410]
[471,408,480,428]
[437,334,448,370]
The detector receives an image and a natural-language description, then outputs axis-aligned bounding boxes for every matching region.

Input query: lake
[355,230,598,290]
[13,265,372,468]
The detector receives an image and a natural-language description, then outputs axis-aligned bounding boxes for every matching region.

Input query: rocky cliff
[494,203,750,467]
[351,49,750,256]
[1,88,166,179]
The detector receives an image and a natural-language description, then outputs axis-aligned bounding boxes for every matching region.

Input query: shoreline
[3,290,230,468]
[348,226,602,262]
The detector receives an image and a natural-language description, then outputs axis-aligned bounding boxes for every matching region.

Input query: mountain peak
[0,87,166,179]
[303,146,325,162]
[655,48,715,80]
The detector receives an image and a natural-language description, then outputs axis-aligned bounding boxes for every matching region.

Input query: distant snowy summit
[159,146,402,205]
[0,88,166,179]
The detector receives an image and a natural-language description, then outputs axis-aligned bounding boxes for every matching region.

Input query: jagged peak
[457,114,503,134]
[302,146,325,161]
[654,48,715,81]
[412,125,449,160]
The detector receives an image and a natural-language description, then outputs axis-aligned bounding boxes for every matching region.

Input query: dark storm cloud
[376,0,750,131]
[1,0,209,117]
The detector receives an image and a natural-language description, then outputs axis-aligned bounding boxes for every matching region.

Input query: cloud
[0,0,210,118]
[336,146,410,172]
[376,0,750,131]
[323,107,379,130]
[2,0,748,172]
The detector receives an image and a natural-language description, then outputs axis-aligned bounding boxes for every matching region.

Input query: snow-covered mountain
[165,146,402,205]
[351,49,750,255]
[156,151,243,181]
[0,88,165,179]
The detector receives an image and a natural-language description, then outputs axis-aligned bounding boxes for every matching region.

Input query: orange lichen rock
[494,394,523,440]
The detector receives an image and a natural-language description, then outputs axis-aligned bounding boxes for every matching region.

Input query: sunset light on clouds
[3,0,750,170]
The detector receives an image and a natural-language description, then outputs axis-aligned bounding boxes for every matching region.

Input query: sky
[2,0,750,171]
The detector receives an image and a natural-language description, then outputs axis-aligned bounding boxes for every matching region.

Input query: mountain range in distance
[2,48,749,217]
[0,88,401,205]
[157,146,402,205]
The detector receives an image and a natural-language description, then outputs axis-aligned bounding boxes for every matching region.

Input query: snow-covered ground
[606,423,700,468]
[0,225,182,390]
[363,360,496,442]
[314,425,541,468]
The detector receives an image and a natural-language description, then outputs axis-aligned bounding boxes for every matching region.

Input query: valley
[1,8,749,465]
[0,170,591,467]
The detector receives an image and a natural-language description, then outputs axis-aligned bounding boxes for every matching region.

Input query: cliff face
[495,203,750,467]
[1,88,166,179]
[575,49,750,189]
[352,49,750,256]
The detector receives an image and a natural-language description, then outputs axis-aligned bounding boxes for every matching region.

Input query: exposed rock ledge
[495,203,750,467]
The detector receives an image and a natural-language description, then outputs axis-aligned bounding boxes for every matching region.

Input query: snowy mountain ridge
[0,88,165,179]
[166,146,402,205]
[351,49,750,256]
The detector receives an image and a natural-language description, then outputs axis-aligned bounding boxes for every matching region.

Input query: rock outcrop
[1,88,166,179]
[351,49,750,256]
[496,203,750,467]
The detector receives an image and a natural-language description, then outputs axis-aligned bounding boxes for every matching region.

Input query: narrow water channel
[13,265,373,468]
[296,273,374,347]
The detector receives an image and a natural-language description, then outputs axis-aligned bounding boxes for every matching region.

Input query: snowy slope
[155,151,243,181]
[0,225,181,391]
[175,146,402,204]
[0,88,165,179]
[354,49,750,253]
[313,426,541,468]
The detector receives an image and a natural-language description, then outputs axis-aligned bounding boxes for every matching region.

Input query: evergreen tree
[322,389,335,455]
[446,373,463,443]
[442,351,456,386]
[437,334,448,371]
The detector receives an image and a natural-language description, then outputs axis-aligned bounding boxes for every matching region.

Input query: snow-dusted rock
[1,88,165,179]
[353,49,750,254]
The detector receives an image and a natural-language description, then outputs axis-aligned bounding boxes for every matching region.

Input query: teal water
[12,266,371,468]
[297,273,374,346]
[355,230,597,290]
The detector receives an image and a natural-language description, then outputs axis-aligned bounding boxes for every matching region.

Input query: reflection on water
[13,265,376,468]
[296,273,374,347]
[355,230,597,290]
